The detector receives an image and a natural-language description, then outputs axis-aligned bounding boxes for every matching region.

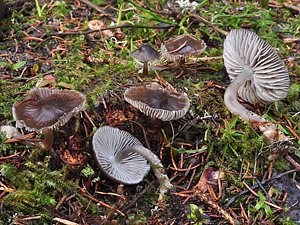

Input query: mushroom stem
[224,67,288,142]
[115,145,173,197]
[170,58,185,69]
[143,61,148,77]
[39,128,54,150]
[224,66,265,123]
[151,116,162,127]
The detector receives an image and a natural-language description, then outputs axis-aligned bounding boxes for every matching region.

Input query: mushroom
[11,87,86,149]
[161,34,206,69]
[92,126,173,198]
[124,83,190,126]
[223,29,290,142]
[129,45,161,77]
[87,20,113,40]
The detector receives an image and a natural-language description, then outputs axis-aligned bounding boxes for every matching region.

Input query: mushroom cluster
[129,34,207,76]
[1,26,292,208]
[223,29,290,142]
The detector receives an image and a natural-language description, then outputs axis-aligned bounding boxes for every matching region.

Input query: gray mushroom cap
[129,45,161,62]
[124,83,190,121]
[161,34,206,61]
[92,126,150,185]
[223,29,290,104]
[12,88,86,132]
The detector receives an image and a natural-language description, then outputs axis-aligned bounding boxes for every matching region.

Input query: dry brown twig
[194,191,236,225]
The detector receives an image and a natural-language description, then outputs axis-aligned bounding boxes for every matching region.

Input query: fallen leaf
[193,167,224,193]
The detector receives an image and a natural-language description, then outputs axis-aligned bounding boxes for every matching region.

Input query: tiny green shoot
[0,61,26,78]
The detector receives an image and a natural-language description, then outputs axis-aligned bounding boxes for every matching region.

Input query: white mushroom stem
[115,145,173,198]
[224,66,264,123]
[224,66,288,142]
[0,125,53,150]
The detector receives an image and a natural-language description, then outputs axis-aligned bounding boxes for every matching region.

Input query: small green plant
[187,204,210,224]
[93,0,105,5]
[82,164,95,177]
[34,0,47,17]
[53,1,71,16]
[0,61,26,78]
[82,164,100,185]
[220,115,243,158]
[249,189,273,220]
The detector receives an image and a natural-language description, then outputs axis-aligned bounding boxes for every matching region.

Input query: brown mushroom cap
[223,29,290,104]
[129,45,161,62]
[124,83,190,121]
[161,34,206,62]
[12,88,86,132]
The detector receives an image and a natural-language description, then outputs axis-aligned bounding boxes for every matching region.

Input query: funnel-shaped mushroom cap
[129,45,161,62]
[124,83,190,121]
[12,88,86,132]
[92,126,150,185]
[223,29,290,104]
[161,34,206,61]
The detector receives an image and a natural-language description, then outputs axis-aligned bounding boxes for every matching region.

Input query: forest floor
[0,0,300,224]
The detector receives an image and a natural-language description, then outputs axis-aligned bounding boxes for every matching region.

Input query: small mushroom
[11,87,86,149]
[161,34,206,69]
[92,126,173,198]
[223,29,290,142]
[124,83,190,126]
[129,45,161,77]
[87,20,113,40]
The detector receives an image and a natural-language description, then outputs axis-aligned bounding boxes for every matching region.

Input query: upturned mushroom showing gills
[161,34,206,69]
[124,83,190,126]
[223,29,290,142]
[129,45,161,77]
[11,87,86,149]
[92,126,173,198]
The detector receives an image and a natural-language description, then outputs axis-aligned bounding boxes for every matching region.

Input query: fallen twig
[53,217,80,225]
[78,188,125,216]
[194,192,235,225]
[190,14,228,36]
[29,24,175,39]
